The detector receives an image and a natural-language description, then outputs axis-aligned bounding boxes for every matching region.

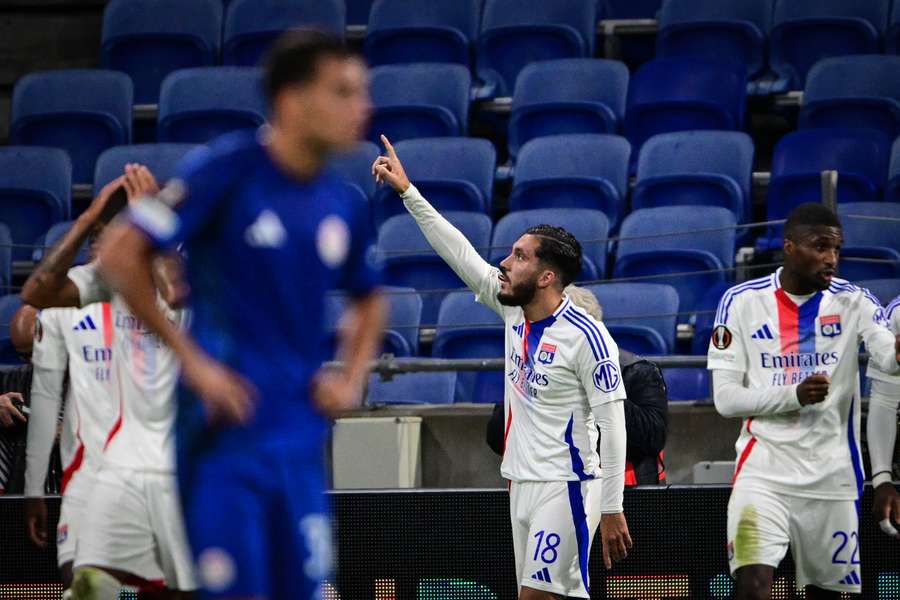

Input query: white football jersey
[867,295,900,385]
[708,269,899,500]
[69,263,187,473]
[32,304,115,485]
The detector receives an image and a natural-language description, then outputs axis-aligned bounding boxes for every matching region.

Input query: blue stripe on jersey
[564,415,594,481]
[564,308,609,359]
[797,292,823,354]
[887,297,900,320]
[847,396,865,513]
[566,481,591,595]
[563,313,600,361]
[526,314,557,366]
[717,278,774,324]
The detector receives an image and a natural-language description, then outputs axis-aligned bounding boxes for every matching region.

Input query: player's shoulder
[886,294,900,321]
[714,272,777,323]
[827,277,882,308]
[557,300,616,362]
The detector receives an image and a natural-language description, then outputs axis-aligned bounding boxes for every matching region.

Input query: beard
[497,277,538,307]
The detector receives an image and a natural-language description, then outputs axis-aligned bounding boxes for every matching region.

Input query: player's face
[280,55,371,152]
[497,235,546,306]
[784,225,842,291]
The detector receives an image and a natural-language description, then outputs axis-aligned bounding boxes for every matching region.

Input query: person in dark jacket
[487,285,668,485]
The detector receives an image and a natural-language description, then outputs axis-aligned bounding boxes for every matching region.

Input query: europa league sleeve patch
[711,325,733,350]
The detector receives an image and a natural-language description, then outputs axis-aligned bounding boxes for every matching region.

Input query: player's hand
[0,392,27,427]
[600,512,632,569]
[181,353,257,425]
[24,497,48,548]
[122,163,160,202]
[372,135,410,194]
[873,482,900,539]
[796,373,830,406]
[84,176,126,222]
[312,370,363,418]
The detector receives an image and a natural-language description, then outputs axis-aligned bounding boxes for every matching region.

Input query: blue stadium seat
[330,141,381,206]
[633,131,754,222]
[0,227,12,294]
[223,0,345,66]
[101,0,222,104]
[857,278,900,306]
[323,287,423,357]
[614,206,736,316]
[0,147,71,263]
[94,144,200,194]
[838,202,900,280]
[758,128,892,250]
[508,59,629,157]
[490,209,609,281]
[624,58,746,160]
[366,370,457,404]
[800,55,900,138]
[368,64,471,143]
[604,0,661,19]
[585,282,679,355]
[371,137,496,227]
[364,0,481,67]
[657,0,772,84]
[11,70,133,185]
[476,0,597,97]
[663,368,710,401]
[509,134,630,230]
[887,0,900,54]
[158,67,267,143]
[432,291,504,404]
[691,280,732,355]
[346,0,375,26]
[377,212,492,323]
[32,221,89,266]
[769,0,889,92]
[888,135,900,203]
[0,293,23,364]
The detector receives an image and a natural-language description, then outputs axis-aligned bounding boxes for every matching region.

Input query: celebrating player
[866,294,900,540]
[707,203,900,599]
[373,135,630,599]
[95,30,386,599]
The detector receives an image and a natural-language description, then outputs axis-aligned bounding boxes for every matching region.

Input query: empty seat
[664,368,710,401]
[94,144,200,194]
[490,209,609,281]
[223,0,345,66]
[371,137,496,226]
[158,67,267,143]
[633,131,754,222]
[330,141,381,205]
[759,128,892,250]
[433,291,505,403]
[614,206,736,316]
[0,293,23,364]
[366,370,457,404]
[769,0,889,91]
[33,221,89,265]
[800,55,900,138]
[657,0,772,82]
[508,59,629,157]
[476,0,597,97]
[0,147,71,263]
[377,212,492,323]
[509,135,630,230]
[857,278,900,306]
[585,282,679,354]
[364,0,481,67]
[101,0,222,104]
[887,0,900,54]
[11,70,133,185]
[888,135,900,203]
[838,202,900,280]
[324,287,423,357]
[368,63,471,143]
[624,58,746,159]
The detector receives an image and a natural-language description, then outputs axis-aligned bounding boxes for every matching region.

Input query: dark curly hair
[524,224,583,288]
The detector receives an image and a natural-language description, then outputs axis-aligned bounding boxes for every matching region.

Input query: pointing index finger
[380,134,397,158]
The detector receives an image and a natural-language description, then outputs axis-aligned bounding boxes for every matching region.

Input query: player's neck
[266,128,326,181]
[523,291,563,323]
[778,267,817,296]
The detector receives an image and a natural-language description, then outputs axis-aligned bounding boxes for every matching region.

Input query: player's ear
[537,269,556,290]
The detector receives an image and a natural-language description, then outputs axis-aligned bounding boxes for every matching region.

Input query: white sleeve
[706,290,748,373]
[592,399,626,513]
[867,300,900,385]
[67,262,112,307]
[400,184,503,315]
[857,290,900,376]
[868,379,900,488]
[712,369,801,418]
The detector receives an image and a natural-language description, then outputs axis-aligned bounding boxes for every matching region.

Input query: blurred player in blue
[97,30,386,599]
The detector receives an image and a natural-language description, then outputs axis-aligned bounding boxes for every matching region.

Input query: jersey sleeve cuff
[127,197,179,250]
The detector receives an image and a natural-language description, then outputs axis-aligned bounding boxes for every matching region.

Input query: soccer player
[866,294,900,540]
[373,137,631,599]
[707,203,900,599]
[95,31,386,599]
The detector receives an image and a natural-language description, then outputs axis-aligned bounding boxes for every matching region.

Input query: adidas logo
[245,210,287,249]
[839,570,861,586]
[751,324,774,340]
[530,567,552,584]
[73,316,97,331]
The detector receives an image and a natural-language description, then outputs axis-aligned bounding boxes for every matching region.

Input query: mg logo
[592,360,620,392]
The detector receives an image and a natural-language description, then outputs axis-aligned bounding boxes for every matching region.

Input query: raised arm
[373,135,502,314]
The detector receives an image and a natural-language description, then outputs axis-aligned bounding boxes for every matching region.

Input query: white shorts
[509,479,603,598]
[56,461,98,567]
[727,482,861,594]
[73,466,197,591]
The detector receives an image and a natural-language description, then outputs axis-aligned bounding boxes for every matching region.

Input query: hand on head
[122,163,160,202]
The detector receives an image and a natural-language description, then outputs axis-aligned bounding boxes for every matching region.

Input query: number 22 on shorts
[533,530,561,564]
[831,530,860,565]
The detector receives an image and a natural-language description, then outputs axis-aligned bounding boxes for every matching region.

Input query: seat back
[94,144,200,195]
[856,278,900,306]
[366,370,457,404]
[330,141,381,205]
[0,293,23,364]
[585,282,679,354]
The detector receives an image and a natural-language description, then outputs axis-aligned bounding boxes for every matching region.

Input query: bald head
[10,304,37,356]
